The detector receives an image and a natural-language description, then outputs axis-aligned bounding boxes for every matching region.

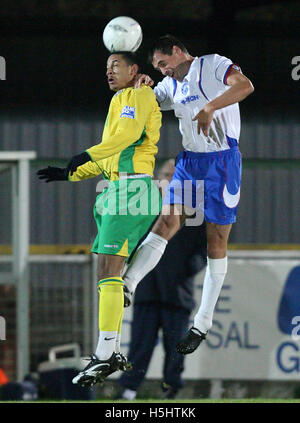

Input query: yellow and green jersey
[69,85,162,182]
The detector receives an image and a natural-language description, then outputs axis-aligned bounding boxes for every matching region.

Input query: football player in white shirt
[123,35,254,354]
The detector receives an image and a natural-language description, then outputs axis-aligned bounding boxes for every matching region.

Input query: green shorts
[91,177,161,258]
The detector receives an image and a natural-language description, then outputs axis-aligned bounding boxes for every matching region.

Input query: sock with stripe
[95,277,124,360]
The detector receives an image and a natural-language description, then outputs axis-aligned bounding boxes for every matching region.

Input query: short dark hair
[148,35,188,63]
[109,51,140,69]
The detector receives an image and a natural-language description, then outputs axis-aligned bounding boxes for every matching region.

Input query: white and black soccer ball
[103,16,143,53]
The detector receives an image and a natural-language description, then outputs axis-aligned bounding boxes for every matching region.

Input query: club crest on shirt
[120,105,136,119]
[181,82,189,95]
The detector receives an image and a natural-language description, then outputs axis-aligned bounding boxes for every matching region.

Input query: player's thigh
[152,204,186,240]
[161,153,203,235]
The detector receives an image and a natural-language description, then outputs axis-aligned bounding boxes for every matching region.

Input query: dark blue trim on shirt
[223,64,234,85]
[172,78,177,97]
[199,58,210,101]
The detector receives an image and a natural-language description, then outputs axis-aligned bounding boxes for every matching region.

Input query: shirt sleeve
[68,160,103,181]
[86,88,153,161]
[154,78,174,111]
[213,54,242,85]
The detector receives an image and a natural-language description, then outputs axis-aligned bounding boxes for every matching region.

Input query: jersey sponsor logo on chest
[180,95,200,105]
[175,81,201,105]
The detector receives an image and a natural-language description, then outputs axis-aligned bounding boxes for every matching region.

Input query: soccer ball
[103,16,143,53]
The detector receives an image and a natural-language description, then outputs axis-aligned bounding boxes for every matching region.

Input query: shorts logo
[104,244,119,249]
[120,106,135,119]
[223,184,240,208]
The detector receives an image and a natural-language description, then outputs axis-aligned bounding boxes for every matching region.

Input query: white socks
[95,332,121,360]
[193,257,227,334]
[123,232,168,293]
[95,331,117,360]
[115,332,121,354]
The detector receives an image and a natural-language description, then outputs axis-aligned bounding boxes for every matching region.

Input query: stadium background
[0,0,299,399]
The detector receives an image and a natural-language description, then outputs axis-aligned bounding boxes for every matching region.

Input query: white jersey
[154,54,241,153]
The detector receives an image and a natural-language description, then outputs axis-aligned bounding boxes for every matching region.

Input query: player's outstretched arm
[37,166,68,183]
[37,160,104,183]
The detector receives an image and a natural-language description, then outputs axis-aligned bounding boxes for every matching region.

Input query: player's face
[152,47,186,80]
[106,55,136,91]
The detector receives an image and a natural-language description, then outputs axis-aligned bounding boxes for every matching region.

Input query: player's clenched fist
[192,104,215,136]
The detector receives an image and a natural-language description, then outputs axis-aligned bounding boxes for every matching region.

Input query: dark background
[0,0,299,118]
[0,0,299,246]
[0,0,300,383]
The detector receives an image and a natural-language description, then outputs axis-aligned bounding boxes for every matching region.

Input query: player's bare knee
[97,254,125,280]
[207,245,227,259]
[207,236,227,258]
[207,235,228,258]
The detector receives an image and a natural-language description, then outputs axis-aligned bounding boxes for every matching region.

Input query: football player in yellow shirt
[37,52,162,387]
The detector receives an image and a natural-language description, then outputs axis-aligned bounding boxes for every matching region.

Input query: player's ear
[130,63,139,77]
[173,45,182,56]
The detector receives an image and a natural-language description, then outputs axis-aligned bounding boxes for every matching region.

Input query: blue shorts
[163,146,242,225]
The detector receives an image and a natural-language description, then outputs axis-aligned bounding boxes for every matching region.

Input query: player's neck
[113,82,134,92]
[174,57,194,82]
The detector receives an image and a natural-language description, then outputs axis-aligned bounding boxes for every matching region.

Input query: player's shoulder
[113,88,126,98]
[200,53,232,68]
[134,84,156,98]
[155,75,175,94]
[115,86,157,111]
[113,87,135,104]
[127,85,157,105]
[200,53,221,60]
[158,75,172,86]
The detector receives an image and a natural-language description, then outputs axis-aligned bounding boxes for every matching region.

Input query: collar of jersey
[181,56,199,83]
[114,86,135,97]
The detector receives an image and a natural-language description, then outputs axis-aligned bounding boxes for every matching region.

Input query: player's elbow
[244,79,254,96]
